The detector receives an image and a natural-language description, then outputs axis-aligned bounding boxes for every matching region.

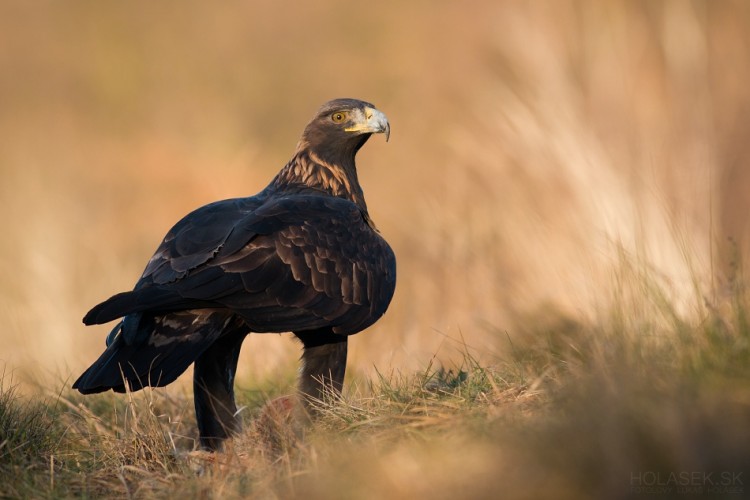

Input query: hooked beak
[346,106,390,142]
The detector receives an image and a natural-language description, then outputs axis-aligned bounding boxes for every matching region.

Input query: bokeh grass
[2,0,750,383]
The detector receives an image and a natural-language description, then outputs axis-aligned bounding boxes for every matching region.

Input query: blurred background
[1,0,749,392]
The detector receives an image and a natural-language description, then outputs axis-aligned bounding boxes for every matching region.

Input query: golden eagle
[74,98,396,450]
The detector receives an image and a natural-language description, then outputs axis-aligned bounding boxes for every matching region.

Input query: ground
[2,283,749,499]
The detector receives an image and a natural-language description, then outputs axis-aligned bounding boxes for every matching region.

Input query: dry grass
[2,293,749,498]
[1,0,750,497]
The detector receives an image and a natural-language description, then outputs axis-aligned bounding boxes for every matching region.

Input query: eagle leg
[193,324,248,450]
[294,329,348,413]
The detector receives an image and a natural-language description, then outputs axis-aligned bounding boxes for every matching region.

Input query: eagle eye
[331,111,348,123]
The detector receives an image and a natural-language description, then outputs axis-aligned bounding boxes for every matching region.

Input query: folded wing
[83,194,396,336]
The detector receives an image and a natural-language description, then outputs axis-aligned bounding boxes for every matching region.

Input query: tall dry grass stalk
[0,0,748,391]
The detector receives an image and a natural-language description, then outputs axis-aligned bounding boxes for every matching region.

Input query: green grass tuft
[0,373,65,498]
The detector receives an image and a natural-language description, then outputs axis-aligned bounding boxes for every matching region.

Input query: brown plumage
[73,98,396,450]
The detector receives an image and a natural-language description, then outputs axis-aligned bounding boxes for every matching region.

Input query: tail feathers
[73,331,204,394]
[74,310,230,394]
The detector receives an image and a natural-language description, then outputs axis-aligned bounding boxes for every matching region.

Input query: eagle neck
[271,148,368,212]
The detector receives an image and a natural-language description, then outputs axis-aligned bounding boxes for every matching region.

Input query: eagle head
[300,98,390,162]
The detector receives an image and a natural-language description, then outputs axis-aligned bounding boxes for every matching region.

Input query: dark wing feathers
[142,197,264,283]
[84,193,396,336]
[82,287,195,325]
